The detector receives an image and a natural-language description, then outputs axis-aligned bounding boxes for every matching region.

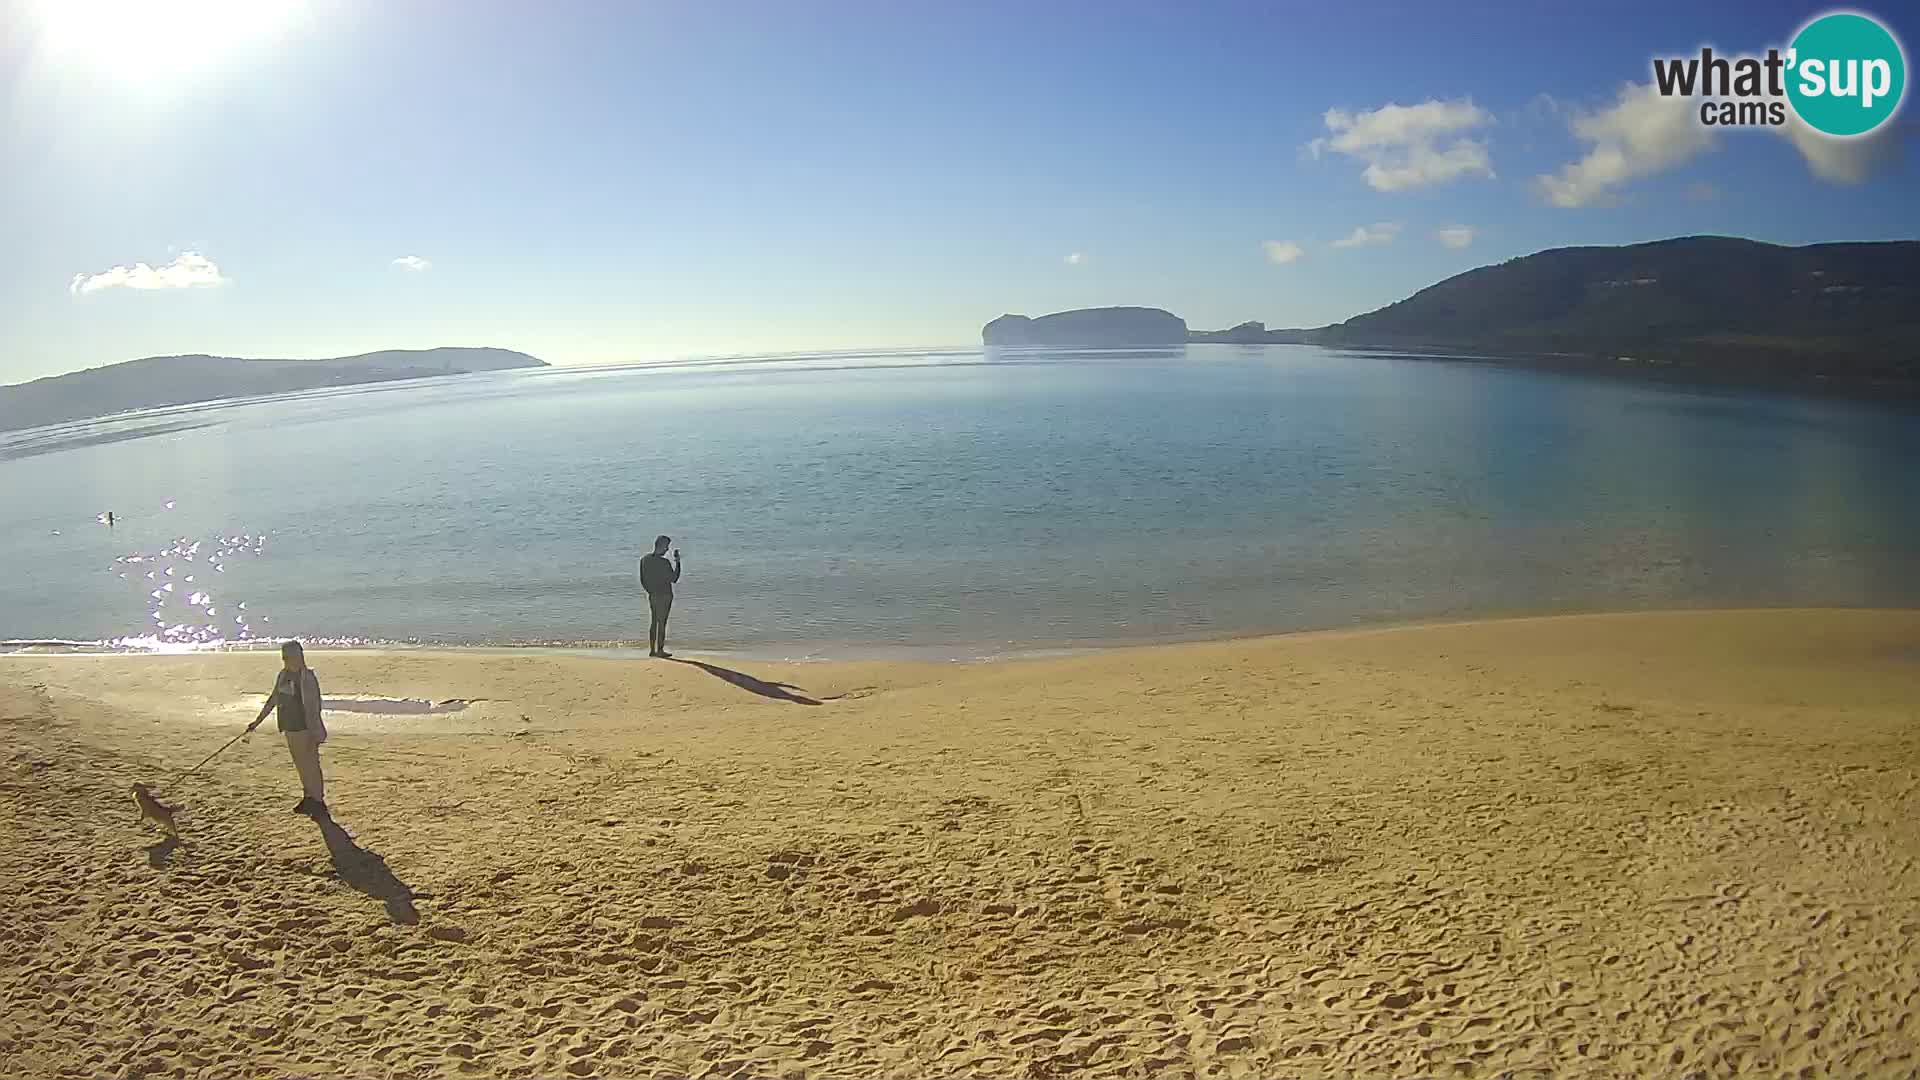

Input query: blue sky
[2,0,1915,381]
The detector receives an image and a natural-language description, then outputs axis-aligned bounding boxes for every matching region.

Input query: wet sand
[3,608,1918,1078]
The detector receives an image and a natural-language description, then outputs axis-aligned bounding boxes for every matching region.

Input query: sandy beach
[3,608,1918,1079]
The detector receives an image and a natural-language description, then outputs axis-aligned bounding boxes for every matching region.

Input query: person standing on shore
[246,640,328,815]
[639,535,683,658]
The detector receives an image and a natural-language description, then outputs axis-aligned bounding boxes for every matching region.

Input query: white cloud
[1778,113,1906,184]
[1321,99,1490,153]
[1063,252,1087,266]
[1262,240,1306,265]
[391,255,433,272]
[1534,82,1715,208]
[1434,225,1475,249]
[1330,222,1403,249]
[1312,99,1495,191]
[69,252,228,295]
[1359,141,1497,192]
[1535,82,1906,206]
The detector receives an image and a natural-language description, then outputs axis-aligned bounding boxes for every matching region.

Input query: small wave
[1,628,1089,663]
[0,638,105,651]
[0,635,372,655]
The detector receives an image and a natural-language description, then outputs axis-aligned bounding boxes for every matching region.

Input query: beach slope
[3,609,1918,1078]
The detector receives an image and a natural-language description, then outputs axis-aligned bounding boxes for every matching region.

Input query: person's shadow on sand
[314,814,421,924]
[672,658,821,706]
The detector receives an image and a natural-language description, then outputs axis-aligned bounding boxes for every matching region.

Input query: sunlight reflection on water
[92,516,281,650]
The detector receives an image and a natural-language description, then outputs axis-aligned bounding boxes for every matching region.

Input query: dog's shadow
[145,836,183,868]
[314,814,421,925]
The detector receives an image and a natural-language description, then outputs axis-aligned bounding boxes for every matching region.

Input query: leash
[164,724,257,792]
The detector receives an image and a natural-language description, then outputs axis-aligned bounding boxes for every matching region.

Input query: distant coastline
[984,236,1920,400]
[0,347,547,434]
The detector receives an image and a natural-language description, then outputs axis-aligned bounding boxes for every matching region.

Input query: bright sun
[29,0,302,77]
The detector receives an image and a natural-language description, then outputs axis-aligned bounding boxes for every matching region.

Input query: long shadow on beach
[671,658,821,706]
[314,814,421,924]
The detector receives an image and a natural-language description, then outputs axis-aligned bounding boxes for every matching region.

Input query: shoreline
[1312,340,1920,407]
[8,602,1919,664]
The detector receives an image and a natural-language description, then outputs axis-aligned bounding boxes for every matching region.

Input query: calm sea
[2,346,1916,658]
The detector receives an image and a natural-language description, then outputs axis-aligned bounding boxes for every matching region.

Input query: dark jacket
[273,668,324,736]
[639,553,680,595]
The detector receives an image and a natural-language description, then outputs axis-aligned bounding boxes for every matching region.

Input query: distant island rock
[981,310,1316,347]
[0,347,547,434]
[983,307,1188,347]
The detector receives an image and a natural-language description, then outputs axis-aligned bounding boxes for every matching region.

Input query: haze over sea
[2,345,1916,659]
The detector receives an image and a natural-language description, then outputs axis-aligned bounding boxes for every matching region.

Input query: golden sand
[3,609,1918,1078]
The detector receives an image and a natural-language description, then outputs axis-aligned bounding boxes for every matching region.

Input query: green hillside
[1326,236,1920,385]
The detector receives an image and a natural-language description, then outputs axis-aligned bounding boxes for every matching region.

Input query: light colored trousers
[284,731,325,801]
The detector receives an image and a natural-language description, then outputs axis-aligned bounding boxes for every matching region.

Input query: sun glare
[29,0,302,79]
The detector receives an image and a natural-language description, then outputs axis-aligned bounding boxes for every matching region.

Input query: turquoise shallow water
[2,345,1916,658]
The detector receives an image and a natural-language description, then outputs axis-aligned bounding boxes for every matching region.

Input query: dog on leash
[131,783,180,838]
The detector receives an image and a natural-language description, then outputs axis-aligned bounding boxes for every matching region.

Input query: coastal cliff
[983,307,1188,347]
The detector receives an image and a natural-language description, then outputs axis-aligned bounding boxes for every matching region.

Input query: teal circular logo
[1787,12,1907,136]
